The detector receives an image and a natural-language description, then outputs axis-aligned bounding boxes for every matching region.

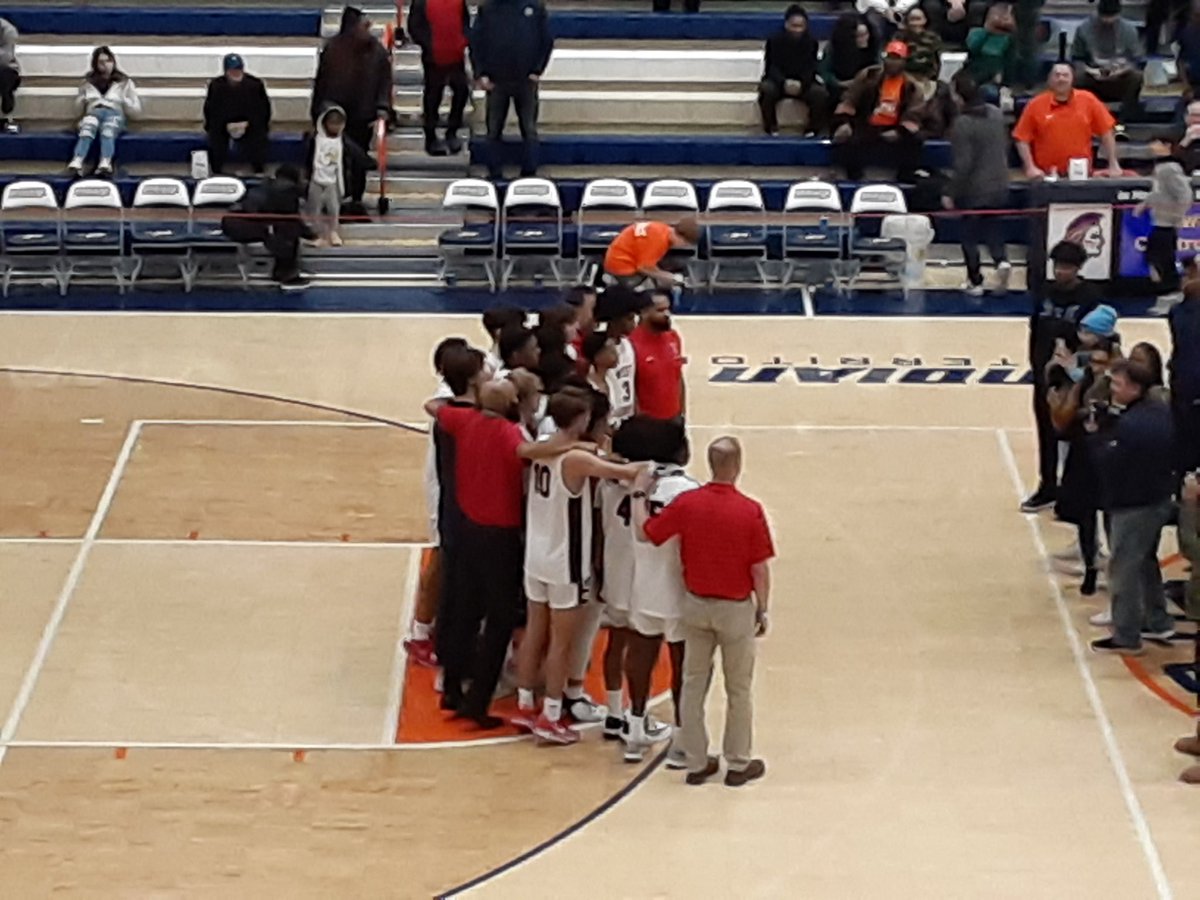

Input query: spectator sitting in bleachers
[964,2,1016,102]
[898,6,942,85]
[67,47,142,178]
[203,54,272,176]
[758,4,829,137]
[857,0,919,37]
[831,40,925,182]
[1070,0,1144,122]
[1012,62,1123,179]
[1145,0,1189,56]
[1176,99,1200,173]
[921,0,984,47]
[1177,4,1200,91]
[0,17,20,134]
[819,13,880,106]
[653,0,700,11]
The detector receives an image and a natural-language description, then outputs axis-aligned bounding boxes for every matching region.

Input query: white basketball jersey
[606,337,636,424]
[630,465,700,620]
[597,479,635,613]
[525,453,592,586]
[422,379,455,530]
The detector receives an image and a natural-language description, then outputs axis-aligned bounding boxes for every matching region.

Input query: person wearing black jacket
[221,164,315,287]
[1088,359,1177,654]
[1022,240,1101,511]
[409,0,471,156]
[203,54,272,175]
[1169,276,1200,474]
[653,0,700,10]
[758,5,829,135]
[311,6,392,205]
[470,0,554,179]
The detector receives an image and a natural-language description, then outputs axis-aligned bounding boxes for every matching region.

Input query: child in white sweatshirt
[306,105,348,247]
[68,46,142,177]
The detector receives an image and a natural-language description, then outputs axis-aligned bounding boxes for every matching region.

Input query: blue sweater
[470,0,554,83]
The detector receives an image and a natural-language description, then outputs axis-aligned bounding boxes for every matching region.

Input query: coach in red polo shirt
[629,289,686,420]
[633,436,773,788]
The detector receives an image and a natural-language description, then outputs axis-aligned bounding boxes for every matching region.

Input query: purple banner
[1118,205,1200,277]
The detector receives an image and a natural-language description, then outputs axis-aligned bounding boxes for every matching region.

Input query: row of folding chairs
[436,177,922,291]
[0,177,251,295]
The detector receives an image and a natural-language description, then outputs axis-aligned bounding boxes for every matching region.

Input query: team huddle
[409,286,699,764]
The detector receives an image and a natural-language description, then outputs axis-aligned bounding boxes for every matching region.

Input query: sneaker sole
[1020,502,1055,513]
[1091,644,1145,656]
[534,729,580,745]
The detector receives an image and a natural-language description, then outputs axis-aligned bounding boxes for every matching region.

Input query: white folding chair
[641,179,699,282]
[0,180,61,297]
[705,179,768,288]
[846,184,908,291]
[189,176,249,291]
[129,177,191,288]
[782,180,845,287]
[61,179,126,294]
[577,178,638,285]
[500,177,562,290]
[437,178,499,289]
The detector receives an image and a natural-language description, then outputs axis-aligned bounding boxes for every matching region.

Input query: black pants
[959,204,1007,287]
[221,214,307,280]
[758,78,830,135]
[834,124,923,182]
[1173,394,1200,475]
[1146,226,1180,293]
[206,126,269,175]
[440,522,522,717]
[1032,374,1058,494]
[344,118,374,203]
[652,0,700,9]
[0,67,19,117]
[1076,69,1142,121]
[1145,0,1188,53]
[486,80,539,178]
[423,60,469,141]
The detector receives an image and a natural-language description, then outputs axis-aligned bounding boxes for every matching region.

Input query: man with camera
[1087,359,1177,655]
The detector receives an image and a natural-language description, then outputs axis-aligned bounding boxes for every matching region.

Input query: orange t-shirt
[1011,89,1116,177]
[604,221,673,277]
[869,76,905,128]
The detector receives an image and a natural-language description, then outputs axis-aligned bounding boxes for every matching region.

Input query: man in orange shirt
[1012,62,1124,179]
[603,217,702,290]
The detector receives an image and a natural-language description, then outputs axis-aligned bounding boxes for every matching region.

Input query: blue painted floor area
[0,286,1164,317]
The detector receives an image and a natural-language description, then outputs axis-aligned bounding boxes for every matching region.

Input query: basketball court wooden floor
[0,310,1197,898]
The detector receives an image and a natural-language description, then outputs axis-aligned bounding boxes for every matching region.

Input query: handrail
[378,21,396,214]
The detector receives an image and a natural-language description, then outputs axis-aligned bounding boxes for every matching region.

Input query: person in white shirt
[595,288,652,425]
[68,46,142,177]
[306,105,349,247]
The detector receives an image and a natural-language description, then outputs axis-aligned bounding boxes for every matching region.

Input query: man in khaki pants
[633,437,774,787]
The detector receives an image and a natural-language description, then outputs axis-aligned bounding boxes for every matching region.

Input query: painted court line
[996,428,1173,900]
[96,539,428,550]
[135,418,387,428]
[383,548,423,744]
[0,421,143,768]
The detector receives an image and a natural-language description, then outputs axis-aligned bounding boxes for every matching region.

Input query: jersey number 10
[533,463,552,499]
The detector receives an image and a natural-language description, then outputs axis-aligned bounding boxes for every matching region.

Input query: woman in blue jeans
[67,46,142,178]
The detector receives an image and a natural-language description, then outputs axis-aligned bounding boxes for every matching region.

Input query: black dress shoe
[685,756,720,785]
[725,759,766,787]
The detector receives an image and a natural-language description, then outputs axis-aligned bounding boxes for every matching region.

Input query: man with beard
[831,41,925,182]
[758,5,829,136]
[629,289,686,423]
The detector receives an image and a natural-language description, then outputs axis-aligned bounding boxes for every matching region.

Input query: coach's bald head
[707,436,742,484]
[479,379,518,420]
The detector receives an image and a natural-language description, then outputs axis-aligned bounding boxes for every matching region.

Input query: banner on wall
[1118,205,1200,278]
[1045,203,1114,280]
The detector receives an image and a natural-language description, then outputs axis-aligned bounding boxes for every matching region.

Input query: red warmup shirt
[644,482,774,599]
[435,405,526,528]
[426,0,469,67]
[629,325,684,419]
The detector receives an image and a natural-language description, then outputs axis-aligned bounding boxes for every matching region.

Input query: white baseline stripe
[996,428,1173,900]
[0,422,143,767]
[383,548,423,743]
[689,424,1034,433]
[136,419,388,428]
[94,539,429,550]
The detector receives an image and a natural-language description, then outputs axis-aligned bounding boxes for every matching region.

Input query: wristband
[632,490,647,500]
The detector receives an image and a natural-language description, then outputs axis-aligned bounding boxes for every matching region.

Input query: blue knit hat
[1080,305,1118,338]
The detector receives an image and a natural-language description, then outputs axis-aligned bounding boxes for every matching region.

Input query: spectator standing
[1012,0,1044,89]
[819,13,880,106]
[1088,360,1177,655]
[68,47,141,178]
[1178,5,1200,88]
[964,3,1016,98]
[1021,240,1101,511]
[1173,473,1200,784]
[470,0,554,180]
[1136,134,1192,309]
[311,6,392,208]
[831,41,926,182]
[629,289,686,421]
[408,0,471,157]
[603,218,701,290]
[0,17,20,133]
[1169,278,1200,474]
[943,71,1011,297]
[633,436,774,788]
[304,105,371,248]
[1071,0,1144,122]
[758,5,829,136]
[1012,62,1124,179]
[203,54,272,176]
[1146,0,1189,56]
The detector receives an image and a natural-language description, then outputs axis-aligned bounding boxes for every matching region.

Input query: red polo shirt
[630,325,684,420]
[644,482,774,599]
[436,405,526,528]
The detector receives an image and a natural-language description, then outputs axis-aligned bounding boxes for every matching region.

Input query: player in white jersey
[595,288,652,425]
[513,390,646,745]
[608,416,698,762]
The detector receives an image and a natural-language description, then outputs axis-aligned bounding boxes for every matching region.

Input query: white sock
[627,713,644,743]
[518,688,535,711]
[543,697,562,722]
[411,621,432,641]
[565,684,583,701]
[606,690,624,716]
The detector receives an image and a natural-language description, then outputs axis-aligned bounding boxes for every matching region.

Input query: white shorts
[603,604,630,630]
[628,610,679,639]
[525,576,590,611]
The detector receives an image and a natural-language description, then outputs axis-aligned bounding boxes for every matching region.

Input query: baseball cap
[884,40,909,59]
[1097,0,1121,15]
[223,53,245,72]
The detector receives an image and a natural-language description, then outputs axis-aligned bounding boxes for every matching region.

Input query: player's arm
[563,450,644,485]
[636,262,677,290]
[515,431,594,460]
[751,561,771,631]
[424,396,448,417]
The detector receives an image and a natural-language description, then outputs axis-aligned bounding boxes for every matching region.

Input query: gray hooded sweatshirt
[1144,157,1193,229]
[0,18,18,72]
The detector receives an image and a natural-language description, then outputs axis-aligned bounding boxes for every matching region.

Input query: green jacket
[1179,500,1200,620]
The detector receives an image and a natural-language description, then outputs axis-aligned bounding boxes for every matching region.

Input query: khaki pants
[679,595,756,773]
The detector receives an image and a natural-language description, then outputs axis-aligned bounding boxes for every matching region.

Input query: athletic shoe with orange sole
[403,637,438,668]
[532,714,580,745]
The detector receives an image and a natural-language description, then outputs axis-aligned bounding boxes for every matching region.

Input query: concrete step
[18,41,318,82]
[15,85,312,126]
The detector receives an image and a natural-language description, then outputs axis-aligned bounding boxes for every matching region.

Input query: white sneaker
[1089,609,1113,627]
[665,743,688,770]
[1150,292,1183,316]
[67,156,84,175]
[644,716,672,743]
[565,694,606,724]
[1142,628,1177,641]
[994,260,1012,294]
[964,282,984,298]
